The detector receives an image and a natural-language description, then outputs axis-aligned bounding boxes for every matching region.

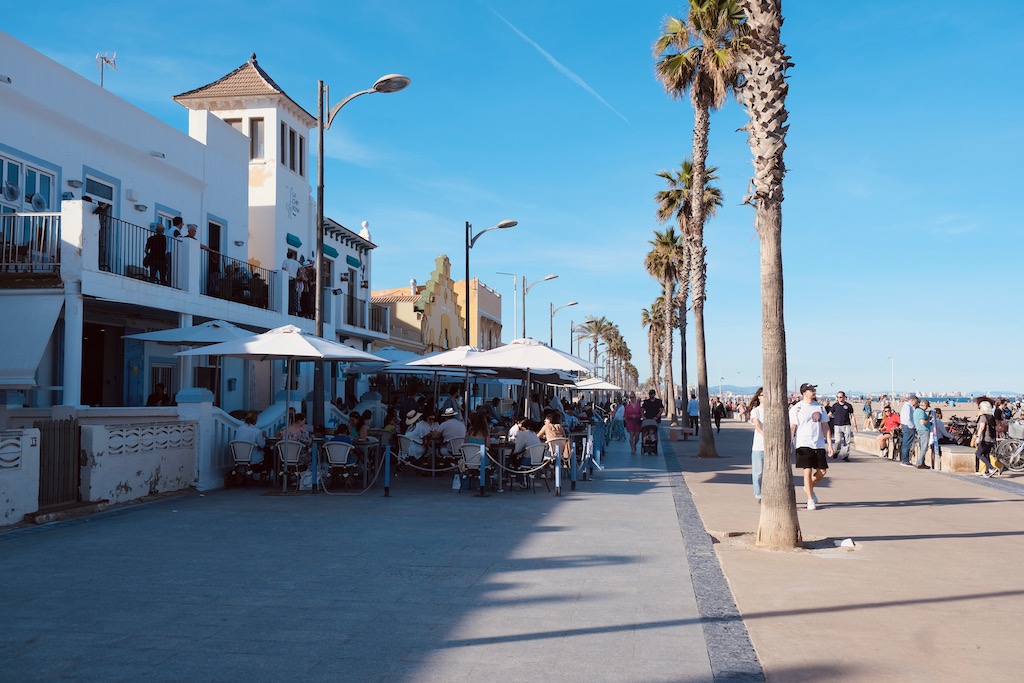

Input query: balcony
[0,212,61,287]
[200,251,277,312]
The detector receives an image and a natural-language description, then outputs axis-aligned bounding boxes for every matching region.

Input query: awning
[346,255,361,268]
[0,293,63,388]
[286,233,303,248]
[323,245,339,259]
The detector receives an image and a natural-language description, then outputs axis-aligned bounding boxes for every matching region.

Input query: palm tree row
[572,315,637,395]
[651,0,798,546]
[653,0,748,457]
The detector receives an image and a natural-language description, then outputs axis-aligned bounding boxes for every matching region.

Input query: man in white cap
[790,383,833,510]
[434,406,467,457]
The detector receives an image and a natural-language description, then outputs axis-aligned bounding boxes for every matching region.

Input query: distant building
[372,255,465,354]
[452,277,502,350]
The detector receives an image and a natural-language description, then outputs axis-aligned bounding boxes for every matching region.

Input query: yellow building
[453,277,503,350]
[371,255,465,354]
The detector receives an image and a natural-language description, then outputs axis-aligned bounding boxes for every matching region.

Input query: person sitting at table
[346,411,368,442]
[537,410,570,461]
[466,411,491,448]
[403,410,432,463]
[434,407,467,457]
[510,419,542,467]
[235,411,269,471]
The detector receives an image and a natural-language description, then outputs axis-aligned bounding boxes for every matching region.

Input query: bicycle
[992,438,1024,472]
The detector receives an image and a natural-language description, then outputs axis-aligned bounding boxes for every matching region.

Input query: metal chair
[441,437,465,467]
[458,443,488,493]
[520,442,550,493]
[275,440,308,490]
[228,440,259,487]
[322,441,358,490]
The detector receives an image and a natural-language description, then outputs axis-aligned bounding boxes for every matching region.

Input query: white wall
[0,428,40,525]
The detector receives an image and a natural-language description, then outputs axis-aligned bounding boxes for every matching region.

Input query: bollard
[554,443,562,496]
[570,442,577,490]
[476,444,488,497]
[383,443,391,497]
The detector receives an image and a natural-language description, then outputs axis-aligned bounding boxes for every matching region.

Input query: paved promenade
[670,419,1024,682]
[0,434,758,683]
[3,418,1022,682]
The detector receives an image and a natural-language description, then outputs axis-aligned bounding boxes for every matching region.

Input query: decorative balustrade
[0,212,61,274]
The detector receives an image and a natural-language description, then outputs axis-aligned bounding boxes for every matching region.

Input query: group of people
[747,384,860,509]
[281,249,318,318]
[143,216,207,286]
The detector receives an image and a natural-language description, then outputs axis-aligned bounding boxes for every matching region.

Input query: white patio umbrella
[125,319,252,345]
[126,320,255,402]
[177,325,386,492]
[575,377,622,391]
[452,338,598,414]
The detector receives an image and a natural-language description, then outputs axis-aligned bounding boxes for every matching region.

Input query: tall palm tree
[573,315,615,367]
[644,229,684,424]
[640,303,664,397]
[655,159,724,413]
[738,0,799,549]
[654,0,747,456]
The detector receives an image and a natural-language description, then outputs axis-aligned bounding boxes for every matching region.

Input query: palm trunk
[677,241,691,405]
[662,282,677,425]
[689,101,717,456]
[740,0,800,548]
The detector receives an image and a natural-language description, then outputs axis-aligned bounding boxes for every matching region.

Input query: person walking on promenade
[828,390,857,462]
[642,389,665,423]
[748,388,765,502]
[624,394,642,454]
[913,399,933,469]
[899,395,920,467]
[686,392,700,435]
[861,397,874,431]
[712,397,726,433]
[790,383,832,510]
[973,398,1001,477]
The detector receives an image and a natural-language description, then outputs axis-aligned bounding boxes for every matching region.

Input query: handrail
[0,212,61,274]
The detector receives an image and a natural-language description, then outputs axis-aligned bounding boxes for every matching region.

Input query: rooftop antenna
[96,52,117,88]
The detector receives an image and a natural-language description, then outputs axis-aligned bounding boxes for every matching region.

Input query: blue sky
[9,1,1023,395]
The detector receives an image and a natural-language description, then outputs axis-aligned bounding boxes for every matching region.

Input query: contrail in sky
[486,6,630,124]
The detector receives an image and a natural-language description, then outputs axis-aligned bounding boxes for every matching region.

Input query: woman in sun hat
[404,409,430,459]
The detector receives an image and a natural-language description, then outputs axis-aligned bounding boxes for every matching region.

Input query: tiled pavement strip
[0,430,762,683]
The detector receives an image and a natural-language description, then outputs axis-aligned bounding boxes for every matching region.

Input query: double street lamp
[465,220,517,347]
[549,301,578,347]
[522,274,557,338]
[314,73,409,434]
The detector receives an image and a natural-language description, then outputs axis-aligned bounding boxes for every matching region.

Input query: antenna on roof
[96,51,117,88]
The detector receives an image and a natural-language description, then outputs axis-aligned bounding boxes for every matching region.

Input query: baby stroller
[640,419,659,455]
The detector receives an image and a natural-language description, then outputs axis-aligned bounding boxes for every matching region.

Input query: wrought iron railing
[200,251,277,311]
[369,303,388,334]
[0,212,61,274]
[99,216,181,289]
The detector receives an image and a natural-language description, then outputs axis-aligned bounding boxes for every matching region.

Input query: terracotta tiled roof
[173,53,315,126]
[372,286,423,304]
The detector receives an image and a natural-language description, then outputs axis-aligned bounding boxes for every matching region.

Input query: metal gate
[34,418,81,509]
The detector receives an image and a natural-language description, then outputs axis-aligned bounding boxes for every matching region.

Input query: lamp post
[496,272,518,340]
[887,356,895,398]
[549,301,578,347]
[522,274,557,338]
[464,220,517,347]
[314,73,409,437]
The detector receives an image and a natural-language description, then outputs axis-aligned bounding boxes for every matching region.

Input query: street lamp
[314,73,409,437]
[549,301,578,347]
[496,272,518,339]
[522,274,557,337]
[465,220,517,347]
[887,356,895,398]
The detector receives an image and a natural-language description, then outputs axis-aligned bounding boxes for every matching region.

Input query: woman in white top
[748,388,765,502]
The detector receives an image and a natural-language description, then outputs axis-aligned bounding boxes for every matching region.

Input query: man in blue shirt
[899,395,919,467]
[913,399,932,469]
[828,391,857,462]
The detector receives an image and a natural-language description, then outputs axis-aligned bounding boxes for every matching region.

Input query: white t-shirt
[790,400,829,449]
[750,405,765,451]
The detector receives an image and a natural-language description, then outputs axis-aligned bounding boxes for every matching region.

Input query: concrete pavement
[668,418,1024,682]
[0,433,760,683]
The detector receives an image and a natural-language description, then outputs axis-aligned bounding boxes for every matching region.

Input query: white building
[0,34,390,523]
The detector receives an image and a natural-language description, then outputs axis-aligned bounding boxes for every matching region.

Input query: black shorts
[795,447,828,470]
